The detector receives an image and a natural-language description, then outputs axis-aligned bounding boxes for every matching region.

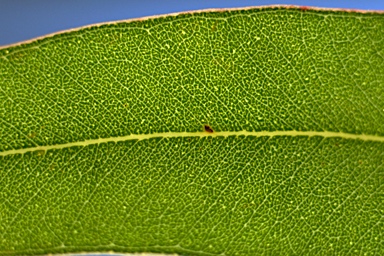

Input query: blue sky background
[0,1,382,255]
[0,0,383,46]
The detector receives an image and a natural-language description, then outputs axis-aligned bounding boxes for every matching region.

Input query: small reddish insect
[204,125,214,133]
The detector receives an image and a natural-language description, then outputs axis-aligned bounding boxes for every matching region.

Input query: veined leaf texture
[0,6,383,256]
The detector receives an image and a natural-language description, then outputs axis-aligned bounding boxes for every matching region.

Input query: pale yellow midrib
[1,130,384,157]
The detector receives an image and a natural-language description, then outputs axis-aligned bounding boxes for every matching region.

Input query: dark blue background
[1,0,383,46]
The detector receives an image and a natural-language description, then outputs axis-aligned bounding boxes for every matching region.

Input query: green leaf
[1,6,383,255]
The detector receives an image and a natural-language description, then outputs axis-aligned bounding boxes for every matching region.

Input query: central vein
[1,130,383,157]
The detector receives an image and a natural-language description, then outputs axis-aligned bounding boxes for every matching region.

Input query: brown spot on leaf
[204,125,214,133]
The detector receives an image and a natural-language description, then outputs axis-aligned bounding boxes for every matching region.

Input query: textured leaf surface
[0,7,383,255]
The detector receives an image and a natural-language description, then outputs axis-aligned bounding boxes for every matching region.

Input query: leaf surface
[0,6,383,256]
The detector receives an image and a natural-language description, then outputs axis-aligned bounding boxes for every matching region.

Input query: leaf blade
[0,6,383,255]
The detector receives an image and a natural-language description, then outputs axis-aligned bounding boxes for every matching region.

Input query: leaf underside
[0,6,383,256]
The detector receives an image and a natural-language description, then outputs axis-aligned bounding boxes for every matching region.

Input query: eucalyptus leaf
[1,6,383,256]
